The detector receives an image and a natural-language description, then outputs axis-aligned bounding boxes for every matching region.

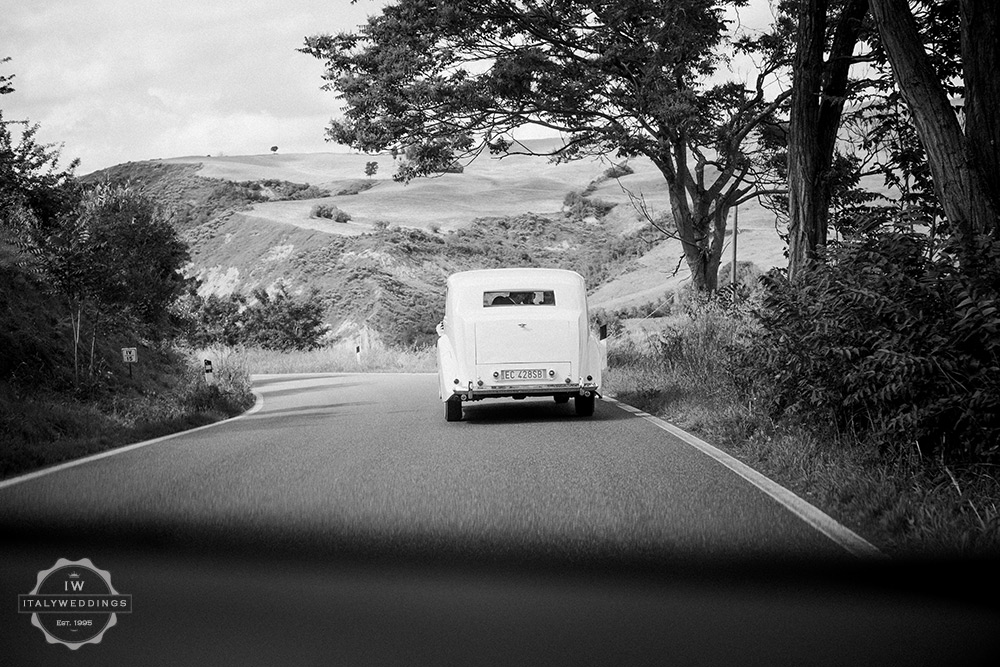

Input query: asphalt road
[2,373,998,666]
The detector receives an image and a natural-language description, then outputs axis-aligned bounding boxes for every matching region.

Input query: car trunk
[474,319,574,364]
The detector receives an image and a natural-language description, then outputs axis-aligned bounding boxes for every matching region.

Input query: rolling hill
[86,146,787,345]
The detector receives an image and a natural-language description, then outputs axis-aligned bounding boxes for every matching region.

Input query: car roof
[447,268,586,291]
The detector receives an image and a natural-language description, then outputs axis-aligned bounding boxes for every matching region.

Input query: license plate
[499,368,545,381]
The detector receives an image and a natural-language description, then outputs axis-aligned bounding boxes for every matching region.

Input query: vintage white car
[436,268,606,421]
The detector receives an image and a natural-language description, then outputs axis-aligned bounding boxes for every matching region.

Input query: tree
[302,0,790,292]
[79,183,190,332]
[22,183,189,381]
[182,284,327,351]
[1,59,80,236]
[243,285,326,351]
[786,0,869,280]
[868,0,998,241]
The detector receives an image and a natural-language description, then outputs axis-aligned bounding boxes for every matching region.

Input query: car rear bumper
[448,382,599,402]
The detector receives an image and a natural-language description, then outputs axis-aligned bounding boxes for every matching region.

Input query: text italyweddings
[19,595,132,611]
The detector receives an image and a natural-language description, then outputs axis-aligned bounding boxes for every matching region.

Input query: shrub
[310,204,330,219]
[182,285,328,352]
[603,162,634,180]
[243,287,328,351]
[738,232,1000,463]
[562,190,616,220]
[310,204,351,222]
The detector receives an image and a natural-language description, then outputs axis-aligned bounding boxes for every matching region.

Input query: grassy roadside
[603,309,1000,557]
[0,350,254,480]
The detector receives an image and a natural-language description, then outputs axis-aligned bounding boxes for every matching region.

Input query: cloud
[1,0,381,172]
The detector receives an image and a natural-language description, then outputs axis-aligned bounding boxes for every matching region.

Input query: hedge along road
[0,372,876,561]
[10,374,1000,667]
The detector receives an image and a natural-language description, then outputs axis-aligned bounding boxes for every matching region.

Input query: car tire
[554,394,570,404]
[445,398,463,422]
[575,393,595,416]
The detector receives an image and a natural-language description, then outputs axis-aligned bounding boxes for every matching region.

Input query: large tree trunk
[788,0,869,281]
[960,0,1000,235]
[787,0,828,281]
[870,0,995,239]
[656,155,722,293]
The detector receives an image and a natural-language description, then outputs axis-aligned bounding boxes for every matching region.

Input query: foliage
[740,231,1000,463]
[302,0,791,291]
[78,183,190,329]
[602,162,634,180]
[562,191,616,221]
[242,287,328,351]
[1,350,254,479]
[237,178,329,201]
[310,203,351,222]
[1,67,80,234]
[845,0,999,241]
[17,183,190,382]
[181,284,327,352]
[604,299,1000,555]
[0,264,68,386]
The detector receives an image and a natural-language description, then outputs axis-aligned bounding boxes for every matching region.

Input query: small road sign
[122,348,138,363]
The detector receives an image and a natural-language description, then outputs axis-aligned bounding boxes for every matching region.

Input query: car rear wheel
[575,393,595,416]
[554,394,570,404]
[445,398,463,422]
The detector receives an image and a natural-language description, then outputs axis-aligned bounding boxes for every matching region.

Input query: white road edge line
[604,397,886,559]
[0,390,265,491]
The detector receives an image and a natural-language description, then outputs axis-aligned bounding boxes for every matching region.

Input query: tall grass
[603,301,1000,556]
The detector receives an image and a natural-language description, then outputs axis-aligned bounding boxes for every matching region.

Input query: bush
[562,190,616,220]
[603,162,634,180]
[738,232,1000,463]
[310,204,351,222]
[182,285,328,352]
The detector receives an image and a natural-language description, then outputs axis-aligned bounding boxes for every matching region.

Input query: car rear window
[483,290,556,307]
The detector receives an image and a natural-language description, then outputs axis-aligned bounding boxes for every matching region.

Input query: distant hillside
[85,151,787,345]
[82,161,330,231]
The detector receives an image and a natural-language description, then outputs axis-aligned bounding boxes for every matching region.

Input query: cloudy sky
[2,0,381,173]
[3,0,775,175]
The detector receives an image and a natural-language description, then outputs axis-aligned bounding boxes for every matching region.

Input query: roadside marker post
[122,347,137,379]
[204,359,214,385]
